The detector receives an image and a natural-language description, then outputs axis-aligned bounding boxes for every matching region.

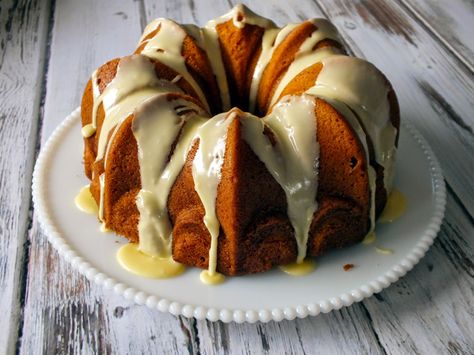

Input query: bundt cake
[79,4,400,281]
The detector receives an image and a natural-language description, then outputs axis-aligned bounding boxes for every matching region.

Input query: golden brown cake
[80,5,400,278]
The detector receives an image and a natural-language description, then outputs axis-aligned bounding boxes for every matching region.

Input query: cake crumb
[343,263,354,271]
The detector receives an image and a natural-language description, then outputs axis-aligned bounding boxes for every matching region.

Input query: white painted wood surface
[400,0,474,71]
[1,0,473,353]
[0,1,51,353]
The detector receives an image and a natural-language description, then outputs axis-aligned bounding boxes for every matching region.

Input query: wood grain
[0,0,51,353]
[361,191,474,353]
[399,0,474,72]
[1,0,472,353]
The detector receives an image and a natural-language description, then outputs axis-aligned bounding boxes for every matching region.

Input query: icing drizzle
[242,96,319,262]
[192,112,235,277]
[133,95,208,257]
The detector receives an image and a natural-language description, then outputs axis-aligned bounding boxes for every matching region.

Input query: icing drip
[362,231,376,245]
[368,166,377,231]
[201,26,231,111]
[138,19,211,112]
[192,111,236,276]
[81,124,96,138]
[133,95,208,257]
[100,222,111,233]
[93,55,183,163]
[248,24,299,112]
[91,56,186,225]
[98,173,105,221]
[191,97,319,271]
[269,19,343,107]
[242,95,319,262]
[306,55,397,193]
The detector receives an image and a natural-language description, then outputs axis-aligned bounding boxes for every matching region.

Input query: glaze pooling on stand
[379,188,406,223]
[117,243,185,278]
[280,259,316,276]
[200,269,225,285]
[75,185,98,215]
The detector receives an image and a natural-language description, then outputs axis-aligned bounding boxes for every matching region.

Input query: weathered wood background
[1,0,473,353]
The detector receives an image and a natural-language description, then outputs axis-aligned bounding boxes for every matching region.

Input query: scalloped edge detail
[32,108,446,323]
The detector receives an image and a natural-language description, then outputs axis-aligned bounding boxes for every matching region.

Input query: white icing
[242,96,319,262]
[306,55,397,193]
[81,124,95,138]
[201,25,231,111]
[81,70,101,137]
[192,111,236,276]
[133,95,208,257]
[269,19,343,108]
[94,55,183,163]
[248,24,299,112]
[138,19,211,112]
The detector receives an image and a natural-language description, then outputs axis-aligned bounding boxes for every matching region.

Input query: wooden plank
[361,192,474,354]
[196,305,386,354]
[399,0,474,72]
[20,1,194,353]
[0,0,51,353]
